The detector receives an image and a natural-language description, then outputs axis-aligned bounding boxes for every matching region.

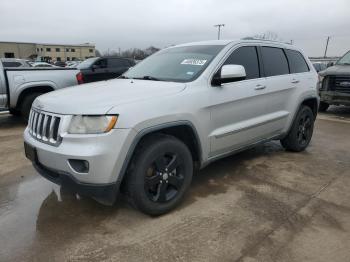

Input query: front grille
[28,109,62,146]
[326,76,350,93]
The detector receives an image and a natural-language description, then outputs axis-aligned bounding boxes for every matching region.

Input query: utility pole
[214,24,225,40]
[324,36,330,58]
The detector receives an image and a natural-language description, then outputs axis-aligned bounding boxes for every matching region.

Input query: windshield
[337,51,350,65]
[123,45,225,82]
[78,57,99,69]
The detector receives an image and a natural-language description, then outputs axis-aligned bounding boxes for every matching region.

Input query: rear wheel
[318,101,329,112]
[281,106,315,152]
[126,134,193,216]
[20,93,42,121]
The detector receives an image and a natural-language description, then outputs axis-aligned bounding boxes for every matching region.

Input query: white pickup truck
[0,61,81,119]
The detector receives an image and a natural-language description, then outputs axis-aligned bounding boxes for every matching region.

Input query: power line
[214,24,225,40]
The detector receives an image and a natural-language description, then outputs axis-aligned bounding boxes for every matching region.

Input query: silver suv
[24,40,319,215]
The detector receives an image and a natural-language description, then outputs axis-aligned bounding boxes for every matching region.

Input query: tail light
[76,72,84,84]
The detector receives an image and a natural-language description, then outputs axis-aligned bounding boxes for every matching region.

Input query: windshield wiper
[134,75,161,81]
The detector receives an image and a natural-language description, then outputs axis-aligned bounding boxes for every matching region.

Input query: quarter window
[285,49,309,73]
[224,46,260,79]
[261,47,289,77]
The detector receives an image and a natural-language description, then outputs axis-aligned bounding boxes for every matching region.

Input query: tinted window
[285,49,309,73]
[108,58,129,67]
[2,62,22,67]
[95,59,107,68]
[261,47,289,77]
[224,46,260,79]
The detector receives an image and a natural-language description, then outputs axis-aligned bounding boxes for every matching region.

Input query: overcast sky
[1,0,349,57]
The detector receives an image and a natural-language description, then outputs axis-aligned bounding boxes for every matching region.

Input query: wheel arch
[117,121,203,191]
[16,85,55,109]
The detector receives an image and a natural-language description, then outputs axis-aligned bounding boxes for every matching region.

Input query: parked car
[0,58,32,68]
[66,61,81,68]
[77,57,135,83]
[0,61,81,119]
[318,50,350,111]
[24,40,319,215]
[312,62,327,73]
[54,61,67,67]
[33,62,58,68]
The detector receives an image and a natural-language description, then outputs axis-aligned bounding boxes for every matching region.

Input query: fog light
[68,159,89,173]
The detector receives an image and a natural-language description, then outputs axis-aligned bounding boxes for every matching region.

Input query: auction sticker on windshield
[181,59,207,66]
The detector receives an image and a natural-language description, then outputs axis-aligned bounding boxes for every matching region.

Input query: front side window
[261,47,289,77]
[108,58,124,67]
[285,49,309,73]
[224,46,260,79]
[124,45,224,82]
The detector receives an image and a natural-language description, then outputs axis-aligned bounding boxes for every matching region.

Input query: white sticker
[186,71,194,75]
[181,59,207,66]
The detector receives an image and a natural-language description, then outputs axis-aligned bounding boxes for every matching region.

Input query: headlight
[68,115,118,134]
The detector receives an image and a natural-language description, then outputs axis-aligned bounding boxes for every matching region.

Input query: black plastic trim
[33,162,118,205]
[115,121,202,190]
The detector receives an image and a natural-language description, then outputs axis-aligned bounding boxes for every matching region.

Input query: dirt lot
[0,107,350,262]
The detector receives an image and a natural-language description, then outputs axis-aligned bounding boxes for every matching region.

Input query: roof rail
[241,37,292,45]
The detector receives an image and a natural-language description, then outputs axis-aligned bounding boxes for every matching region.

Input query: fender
[115,120,203,190]
[11,81,57,108]
[282,94,319,138]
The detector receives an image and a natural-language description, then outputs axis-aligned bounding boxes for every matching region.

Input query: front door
[209,45,289,157]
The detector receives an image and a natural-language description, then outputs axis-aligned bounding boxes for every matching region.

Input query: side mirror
[212,65,246,85]
[327,62,334,68]
[92,64,99,70]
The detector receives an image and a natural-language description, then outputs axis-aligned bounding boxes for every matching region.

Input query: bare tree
[245,31,282,41]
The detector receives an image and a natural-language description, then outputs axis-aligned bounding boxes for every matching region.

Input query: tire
[318,101,329,112]
[9,108,21,117]
[281,105,315,152]
[126,134,193,216]
[20,93,42,121]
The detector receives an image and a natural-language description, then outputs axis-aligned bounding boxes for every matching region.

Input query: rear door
[260,46,299,130]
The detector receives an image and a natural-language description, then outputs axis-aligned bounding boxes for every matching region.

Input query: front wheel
[126,134,193,216]
[281,106,315,152]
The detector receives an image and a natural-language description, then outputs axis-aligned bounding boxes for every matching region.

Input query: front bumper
[24,127,136,203]
[33,161,118,205]
[319,91,350,105]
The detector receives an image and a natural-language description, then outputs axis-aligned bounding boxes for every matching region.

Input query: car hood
[33,79,186,115]
[320,64,350,76]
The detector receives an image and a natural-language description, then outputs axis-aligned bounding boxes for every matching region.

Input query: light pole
[214,24,225,40]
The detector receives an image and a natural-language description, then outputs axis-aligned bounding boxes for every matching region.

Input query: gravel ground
[0,107,349,262]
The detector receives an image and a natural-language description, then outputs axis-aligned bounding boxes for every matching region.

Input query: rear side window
[285,49,309,73]
[261,47,289,77]
[2,61,22,67]
[224,46,260,79]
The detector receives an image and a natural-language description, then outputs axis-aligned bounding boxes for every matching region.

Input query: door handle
[255,84,266,90]
[291,79,300,84]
